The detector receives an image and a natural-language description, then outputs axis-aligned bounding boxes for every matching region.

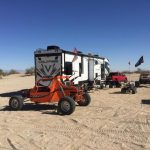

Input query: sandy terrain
[0,74,150,150]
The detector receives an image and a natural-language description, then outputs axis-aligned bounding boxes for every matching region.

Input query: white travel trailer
[94,57,110,79]
[34,46,110,88]
[92,56,110,87]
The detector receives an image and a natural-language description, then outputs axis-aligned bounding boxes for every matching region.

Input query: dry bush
[0,69,4,76]
[25,67,35,75]
[134,68,150,74]
[7,69,19,75]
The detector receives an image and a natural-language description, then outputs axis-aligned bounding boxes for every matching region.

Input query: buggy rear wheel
[77,93,91,106]
[58,96,75,115]
[9,96,24,110]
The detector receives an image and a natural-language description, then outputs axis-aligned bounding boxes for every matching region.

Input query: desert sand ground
[0,74,150,150]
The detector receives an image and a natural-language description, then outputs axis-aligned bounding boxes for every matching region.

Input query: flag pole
[128,61,131,83]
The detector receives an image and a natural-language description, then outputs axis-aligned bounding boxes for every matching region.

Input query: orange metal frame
[29,76,84,103]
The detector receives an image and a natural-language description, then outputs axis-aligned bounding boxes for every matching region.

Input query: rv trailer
[34,46,110,89]
[93,56,110,88]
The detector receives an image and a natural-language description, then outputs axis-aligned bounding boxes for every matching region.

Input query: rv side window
[95,73,98,78]
[101,64,105,79]
[64,62,72,75]
[105,62,110,74]
[79,63,82,76]
[79,57,84,76]
[81,56,84,74]
[95,60,98,65]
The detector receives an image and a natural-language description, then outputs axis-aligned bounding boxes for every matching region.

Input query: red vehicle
[106,72,127,87]
[107,72,127,82]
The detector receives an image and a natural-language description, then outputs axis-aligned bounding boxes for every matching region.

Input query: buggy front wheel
[58,96,76,115]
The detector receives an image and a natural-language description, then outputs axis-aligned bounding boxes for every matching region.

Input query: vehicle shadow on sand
[0,90,79,116]
[141,99,150,105]
[0,103,59,115]
[138,85,150,88]
[0,90,24,97]
[109,91,122,94]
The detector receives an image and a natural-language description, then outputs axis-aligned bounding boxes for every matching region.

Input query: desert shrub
[7,69,19,75]
[0,69,7,76]
[0,69,4,76]
[0,69,3,79]
[122,70,132,74]
[25,67,35,75]
[134,68,150,74]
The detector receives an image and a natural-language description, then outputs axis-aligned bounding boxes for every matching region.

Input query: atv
[121,82,137,94]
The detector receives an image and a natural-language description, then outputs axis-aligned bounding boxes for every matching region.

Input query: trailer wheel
[9,96,24,110]
[78,93,91,106]
[109,81,115,88]
[132,87,137,94]
[124,78,128,83]
[108,82,112,88]
[116,81,121,88]
[100,83,104,89]
[135,81,140,87]
[58,96,75,115]
[121,88,126,94]
[82,83,88,92]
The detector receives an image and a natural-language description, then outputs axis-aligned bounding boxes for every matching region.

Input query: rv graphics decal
[35,55,61,85]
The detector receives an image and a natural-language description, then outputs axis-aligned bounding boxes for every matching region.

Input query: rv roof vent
[35,48,44,53]
[77,51,82,54]
[94,54,99,57]
[88,53,92,56]
[47,45,60,50]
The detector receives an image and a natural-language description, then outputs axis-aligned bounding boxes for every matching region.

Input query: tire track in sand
[50,117,150,149]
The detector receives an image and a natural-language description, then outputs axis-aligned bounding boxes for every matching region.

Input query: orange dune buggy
[9,76,91,115]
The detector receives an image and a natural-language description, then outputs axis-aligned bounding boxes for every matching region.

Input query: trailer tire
[135,81,140,87]
[116,81,121,88]
[83,83,88,92]
[100,85,104,89]
[78,93,91,106]
[124,78,128,83]
[132,87,137,94]
[121,88,126,94]
[9,95,24,110]
[58,96,75,115]
[109,82,113,88]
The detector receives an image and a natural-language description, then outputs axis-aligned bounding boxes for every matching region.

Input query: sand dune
[0,74,150,150]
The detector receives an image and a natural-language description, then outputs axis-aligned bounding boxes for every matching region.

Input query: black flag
[135,56,144,67]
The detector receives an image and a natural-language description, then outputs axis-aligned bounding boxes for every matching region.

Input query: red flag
[72,48,78,62]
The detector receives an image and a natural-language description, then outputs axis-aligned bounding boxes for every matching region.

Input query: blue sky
[0,0,150,71]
